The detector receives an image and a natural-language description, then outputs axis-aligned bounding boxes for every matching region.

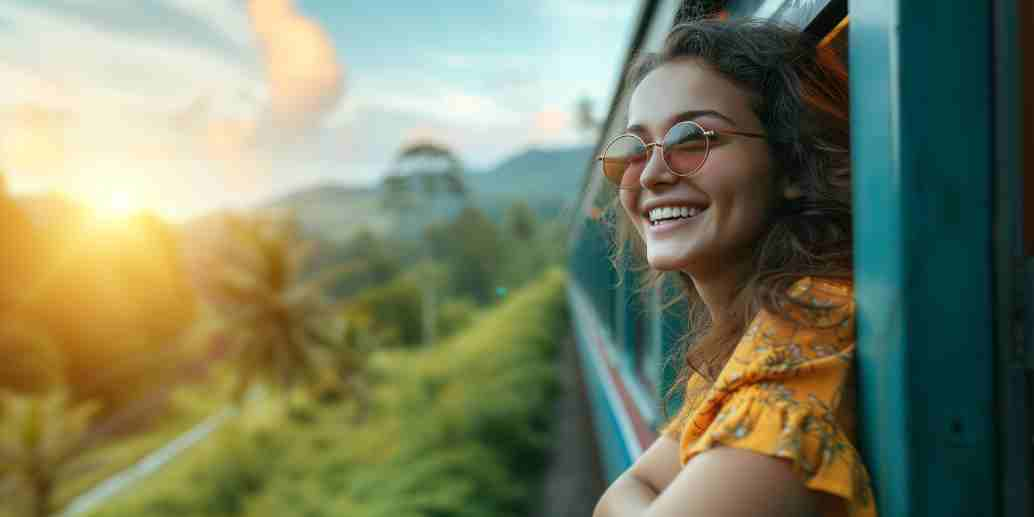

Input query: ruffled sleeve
[660,374,708,439]
[673,277,876,517]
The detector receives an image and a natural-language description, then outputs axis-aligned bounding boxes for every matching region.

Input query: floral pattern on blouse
[661,277,876,517]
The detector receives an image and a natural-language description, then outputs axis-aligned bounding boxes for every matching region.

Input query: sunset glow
[81,188,146,222]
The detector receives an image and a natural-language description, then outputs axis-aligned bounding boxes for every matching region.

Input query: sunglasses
[596,120,766,190]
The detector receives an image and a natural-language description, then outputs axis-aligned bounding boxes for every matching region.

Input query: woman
[592,18,875,517]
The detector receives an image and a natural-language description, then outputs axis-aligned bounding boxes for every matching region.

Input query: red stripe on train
[589,328,658,452]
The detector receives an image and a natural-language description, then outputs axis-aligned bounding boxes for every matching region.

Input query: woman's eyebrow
[626,109,739,134]
[669,109,738,127]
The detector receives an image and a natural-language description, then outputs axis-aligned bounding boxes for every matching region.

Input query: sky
[0,0,640,220]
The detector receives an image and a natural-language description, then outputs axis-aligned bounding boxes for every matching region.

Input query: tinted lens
[663,121,708,174]
[602,135,647,187]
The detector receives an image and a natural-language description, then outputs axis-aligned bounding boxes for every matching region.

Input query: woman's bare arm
[593,435,683,517]
[592,470,657,517]
[628,435,683,494]
[595,440,822,517]
[644,447,820,517]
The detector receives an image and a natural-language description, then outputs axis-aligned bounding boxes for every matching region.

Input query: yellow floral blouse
[661,277,876,517]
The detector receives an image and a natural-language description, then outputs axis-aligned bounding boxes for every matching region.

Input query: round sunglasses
[596,120,766,190]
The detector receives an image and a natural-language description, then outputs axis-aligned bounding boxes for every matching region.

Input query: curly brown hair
[604,18,852,415]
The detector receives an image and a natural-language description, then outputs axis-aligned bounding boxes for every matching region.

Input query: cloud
[0,0,356,219]
[156,0,257,50]
[0,2,264,115]
[248,0,345,135]
[0,1,624,218]
[330,78,525,130]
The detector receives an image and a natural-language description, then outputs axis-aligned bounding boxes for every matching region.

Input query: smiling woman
[590,16,869,517]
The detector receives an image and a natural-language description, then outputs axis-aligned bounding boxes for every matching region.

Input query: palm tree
[0,389,101,517]
[187,210,352,403]
[381,140,469,345]
[310,316,378,423]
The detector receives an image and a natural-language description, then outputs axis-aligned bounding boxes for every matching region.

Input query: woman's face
[620,59,778,275]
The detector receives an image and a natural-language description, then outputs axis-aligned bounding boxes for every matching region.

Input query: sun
[82,189,145,223]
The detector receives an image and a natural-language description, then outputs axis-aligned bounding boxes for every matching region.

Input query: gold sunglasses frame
[595,120,766,189]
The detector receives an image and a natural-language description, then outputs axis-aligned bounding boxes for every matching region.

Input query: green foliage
[426,206,502,304]
[308,229,404,298]
[537,217,571,266]
[502,200,538,241]
[339,263,477,348]
[92,270,569,517]
[0,389,102,517]
[435,297,477,340]
[0,317,64,394]
[187,211,351,402]
[495,201,570,293]
[0,191,45,310]
[341,271,425,347]
[9,208,198,415]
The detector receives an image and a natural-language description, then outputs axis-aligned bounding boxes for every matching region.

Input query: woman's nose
[639,146,677,189]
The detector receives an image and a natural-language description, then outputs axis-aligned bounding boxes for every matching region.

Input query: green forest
[0,145,572,516]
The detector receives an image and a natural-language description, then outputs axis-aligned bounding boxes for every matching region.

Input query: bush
[341,274,424,347]
[435,297,477,340]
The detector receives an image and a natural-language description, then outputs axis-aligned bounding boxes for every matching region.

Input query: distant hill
[263,145,594,243]
[466,145,592,199]
[261,183,394,243]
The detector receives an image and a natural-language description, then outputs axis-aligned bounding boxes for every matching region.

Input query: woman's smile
[644,205,708,235]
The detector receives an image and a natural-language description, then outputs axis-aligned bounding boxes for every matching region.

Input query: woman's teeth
[648,206,702,225]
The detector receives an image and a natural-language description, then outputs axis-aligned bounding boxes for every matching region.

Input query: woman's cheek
[619,191,643,234]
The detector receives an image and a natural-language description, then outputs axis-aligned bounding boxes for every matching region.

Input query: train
[566,1,1033,516]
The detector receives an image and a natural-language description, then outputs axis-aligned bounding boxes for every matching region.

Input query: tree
[7,205,198,419]
[186,210,352,402]
[0,318,63,395]
[310,316,378,423]
[0,389,101,517]
[0,170,64,396]
[0,172,43,313]
[312,229,404,298]
[380,140,469,344]
[381,140,468,219]
[426,206,503,304]
[503,200,538,242]
[498,201,547,289]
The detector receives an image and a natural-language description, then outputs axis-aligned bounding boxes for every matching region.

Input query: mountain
[263,183,393,243]
[466,145,593,199]
[263,145,595,243]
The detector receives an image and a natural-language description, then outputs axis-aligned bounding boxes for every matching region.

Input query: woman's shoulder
[673,276,874,515]
[770,275,855,331]
[719,275,857,391]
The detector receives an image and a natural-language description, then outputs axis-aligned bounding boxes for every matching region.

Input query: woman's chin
[645,252,694,272]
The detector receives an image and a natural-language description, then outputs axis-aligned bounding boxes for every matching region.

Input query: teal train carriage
[566,1,1033,515]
